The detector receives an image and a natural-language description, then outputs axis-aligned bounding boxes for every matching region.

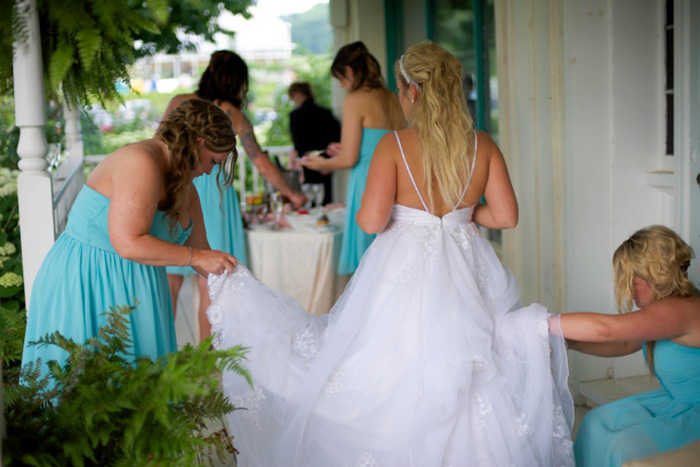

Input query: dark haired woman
[22,99,238,378]
[163,50,306,341]
[288,81,340,205]
[302,41,404,274]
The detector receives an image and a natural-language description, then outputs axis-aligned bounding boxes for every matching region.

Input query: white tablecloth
[245,209,349,315]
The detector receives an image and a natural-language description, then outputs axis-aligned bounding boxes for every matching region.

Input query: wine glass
[311,184,325,210]
[301,184,314,210]
[254,201,269,225]
[270,192,284,229]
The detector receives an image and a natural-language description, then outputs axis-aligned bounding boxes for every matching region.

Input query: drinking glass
[311,184,325,209]
[270,192,284,229]
[301,184,314,209]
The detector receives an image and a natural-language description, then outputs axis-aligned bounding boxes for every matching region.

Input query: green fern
[3,304,251,465]
[1,0,255,105]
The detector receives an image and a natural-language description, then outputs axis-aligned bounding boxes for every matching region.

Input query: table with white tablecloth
[244,208,349,315]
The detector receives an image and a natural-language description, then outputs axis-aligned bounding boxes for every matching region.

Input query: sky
[253,0,329,17]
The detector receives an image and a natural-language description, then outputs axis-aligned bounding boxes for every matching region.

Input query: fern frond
[48,40,75,92]
[75,29,101,70]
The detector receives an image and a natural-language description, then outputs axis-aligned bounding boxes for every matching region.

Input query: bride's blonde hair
[395,41,475,210]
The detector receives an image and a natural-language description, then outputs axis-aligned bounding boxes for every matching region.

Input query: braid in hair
[156,98,237,230]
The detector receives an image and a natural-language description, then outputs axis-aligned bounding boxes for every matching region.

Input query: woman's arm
[302,93,363,172]
[224,103,306,208]
[566,340,643,357]
[559,297,697,344]
[472,132,518,229]
[182,186,239,276]
[107,148,237,274]
[356,134,396,234]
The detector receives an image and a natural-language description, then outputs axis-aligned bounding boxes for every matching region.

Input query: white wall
[495,0,687,393]
[564,0,669,384]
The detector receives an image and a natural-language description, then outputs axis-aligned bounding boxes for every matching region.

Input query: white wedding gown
[208,132,574,466]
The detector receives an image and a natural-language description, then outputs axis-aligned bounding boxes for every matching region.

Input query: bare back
[352,87,404,130]
[392,128,492,217]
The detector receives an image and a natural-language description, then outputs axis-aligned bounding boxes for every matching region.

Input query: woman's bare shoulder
[474,129,504,160]
[111,139,165,172]
[88,139,165,193]
[163,93,198,120]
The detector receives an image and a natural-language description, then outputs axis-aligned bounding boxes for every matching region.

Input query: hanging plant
[0,0,254,106]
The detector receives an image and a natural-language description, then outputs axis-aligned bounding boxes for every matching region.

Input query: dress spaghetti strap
[394,131,429,212]
[393,130,478,214]
[452,131,478,212]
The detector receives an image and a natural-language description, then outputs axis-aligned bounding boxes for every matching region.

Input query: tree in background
[283,3,332,55]
[0,0,254,106]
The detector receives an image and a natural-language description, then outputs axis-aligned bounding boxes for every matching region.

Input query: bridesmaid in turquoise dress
[163,50,306,341]
[550,225,700,465]
[302,41,404,274]
[22,99,239,380]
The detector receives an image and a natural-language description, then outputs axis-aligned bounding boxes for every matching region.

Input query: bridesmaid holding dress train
[22,99,239,379]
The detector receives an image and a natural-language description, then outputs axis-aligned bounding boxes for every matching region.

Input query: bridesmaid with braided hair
[163,50,307,341]
[22,99,239,380]
[302,41,404,275]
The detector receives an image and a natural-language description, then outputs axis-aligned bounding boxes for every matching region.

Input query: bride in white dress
[208,41,574,466]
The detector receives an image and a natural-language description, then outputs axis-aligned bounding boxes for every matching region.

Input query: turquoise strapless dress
[166,166,247,276]
[21,185,192,378]
[574,340,700,465]
[338,128,390,274]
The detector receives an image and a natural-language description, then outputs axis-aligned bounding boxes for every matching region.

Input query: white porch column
[13,0,54,308]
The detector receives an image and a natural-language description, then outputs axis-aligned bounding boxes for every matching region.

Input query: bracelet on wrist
[184,246,193,267]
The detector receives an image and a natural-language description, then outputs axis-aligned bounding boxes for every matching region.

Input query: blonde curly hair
[612,225,695,372]
[395,41,475,211]
[155,98,237,229]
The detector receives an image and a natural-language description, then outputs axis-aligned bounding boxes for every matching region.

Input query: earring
[411,98,415,104]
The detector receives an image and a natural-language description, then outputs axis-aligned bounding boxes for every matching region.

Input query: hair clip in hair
[399,54,421,93]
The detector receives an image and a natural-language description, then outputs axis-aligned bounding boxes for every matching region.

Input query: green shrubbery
[2,304,250,466]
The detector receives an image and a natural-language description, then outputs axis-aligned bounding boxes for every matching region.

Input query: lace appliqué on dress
[515,415,535,437]
[449,223,479,251]
[293,328,319,360]
[473,391,493,420]
[355,452,380,467]
[385,221,441,260]
[322,370,345,398]
[228,385,266,431]
[393,262,416,286]
[552,405,574,448]
[208,301,239,350]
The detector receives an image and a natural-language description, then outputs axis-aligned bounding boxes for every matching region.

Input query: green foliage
[0,165,24,319]
[283,3,333,55]
[0,99,20,169]
[0,0,255,106]
[2,304,251,466]
[131,0,253,58]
